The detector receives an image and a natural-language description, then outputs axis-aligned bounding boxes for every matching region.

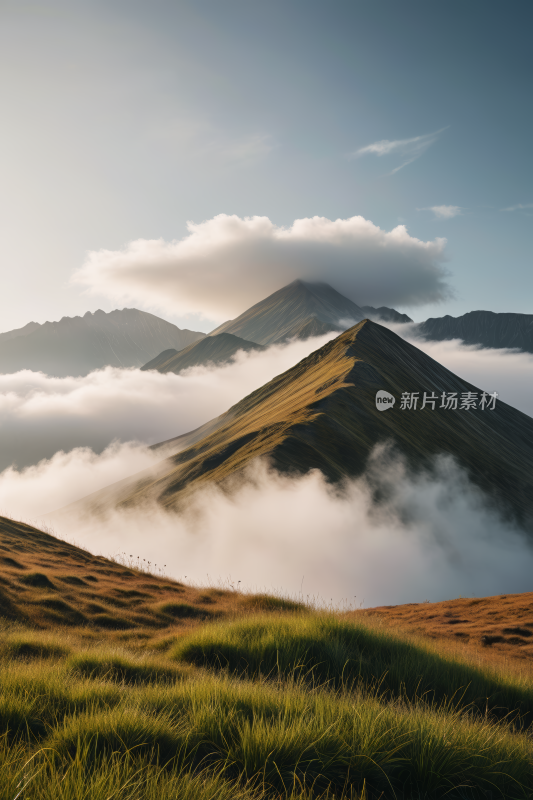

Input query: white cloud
[72,213,450,319]
[418,205,462,220]
[350,128,447,174]
[0,442,161,520]
[0,333,337,472]
[42,450,533,607]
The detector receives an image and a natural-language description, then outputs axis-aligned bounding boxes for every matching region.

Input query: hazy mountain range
[0,308,205,377]
[65,319,533,528]
[2,280,531,378]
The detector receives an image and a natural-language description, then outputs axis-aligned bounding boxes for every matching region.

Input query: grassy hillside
[72,319,533,526]
[3,515,533,798]
[366,593,533,665]
[0,516,292,634]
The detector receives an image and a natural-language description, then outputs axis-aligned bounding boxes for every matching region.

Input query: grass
[170,614,533,725]
[2,614,533,798]
[3,515,533,798]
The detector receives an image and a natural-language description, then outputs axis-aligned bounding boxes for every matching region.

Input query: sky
[1,0,532,333]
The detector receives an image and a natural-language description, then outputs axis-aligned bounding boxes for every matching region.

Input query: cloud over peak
[73,213,451,320]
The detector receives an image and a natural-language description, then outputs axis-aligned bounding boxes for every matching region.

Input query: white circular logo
[375,390,396,411]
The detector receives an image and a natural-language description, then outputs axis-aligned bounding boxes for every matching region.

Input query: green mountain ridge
[58,320,533,528]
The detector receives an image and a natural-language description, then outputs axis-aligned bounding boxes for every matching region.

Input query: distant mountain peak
[209,279,365,345]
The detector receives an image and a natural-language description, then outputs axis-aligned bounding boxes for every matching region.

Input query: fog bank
[39,449,533,608]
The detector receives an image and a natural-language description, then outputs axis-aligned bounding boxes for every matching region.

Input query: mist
[0,332,336,471]
[41,448,533,608]
[2,322,532,604]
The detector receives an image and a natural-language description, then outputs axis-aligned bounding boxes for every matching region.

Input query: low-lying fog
[1,327,532,606]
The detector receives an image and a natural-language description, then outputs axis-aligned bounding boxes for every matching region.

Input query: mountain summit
[209,280,366,344]
[69,320,533,527]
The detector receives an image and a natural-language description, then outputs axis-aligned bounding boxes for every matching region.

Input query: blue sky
[1,0,531,332]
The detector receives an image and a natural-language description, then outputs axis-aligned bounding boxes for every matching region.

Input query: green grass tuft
[2,608,533,798]
[171,613,533,725]
[67,652,182,685]
[240,593,307,613]
[47,707,188,766]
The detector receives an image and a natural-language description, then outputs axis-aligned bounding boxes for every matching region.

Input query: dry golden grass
[0,516,303,649]
[5,514,533,798]
[348,593,533,676]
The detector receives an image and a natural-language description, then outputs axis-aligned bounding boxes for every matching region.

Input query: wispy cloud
[349,127,448,174]
[418,205,462,220]
[501,203,533,212]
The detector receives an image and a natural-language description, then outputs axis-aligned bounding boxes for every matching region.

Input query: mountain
[417,311,533,353]
[361,306,413,324]
[0,309,205,377]
[208,279,365,344]
[66,320,533,527]
[141,333,265,373]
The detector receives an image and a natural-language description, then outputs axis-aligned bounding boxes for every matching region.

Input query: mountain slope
[0,515,251,631]
[0,309,205,377]
[209,280,365,344]
[68,321,533,526]
[418,311,533,353]
[141,333,265,373]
